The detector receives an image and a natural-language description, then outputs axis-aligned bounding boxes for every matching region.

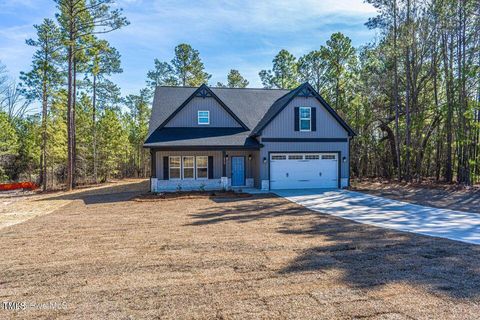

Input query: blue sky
[0,0,379,99]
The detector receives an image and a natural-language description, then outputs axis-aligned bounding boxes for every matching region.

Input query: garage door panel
[270,153,338,190]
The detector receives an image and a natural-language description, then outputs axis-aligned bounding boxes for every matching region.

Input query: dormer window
[299,107,311,131]
[198,111,210,125]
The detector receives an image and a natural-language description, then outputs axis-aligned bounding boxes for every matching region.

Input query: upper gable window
[299,107,311,131]
[198,111,210,125]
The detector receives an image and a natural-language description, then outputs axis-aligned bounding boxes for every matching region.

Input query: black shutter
[208,156,214,179]
[294,107,299,131]
[163,157,169,180]
[311,107,316,131]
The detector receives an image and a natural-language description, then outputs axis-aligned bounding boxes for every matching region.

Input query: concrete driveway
[274,189,480,245]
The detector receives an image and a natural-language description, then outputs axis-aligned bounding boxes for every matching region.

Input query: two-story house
[144,82,356,192]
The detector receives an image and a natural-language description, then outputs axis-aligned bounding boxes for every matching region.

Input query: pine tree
[20,18,63,190]
[259,49,299,89]
[171,44,211,86]
[217,69,249,88]
[55,0,128,190]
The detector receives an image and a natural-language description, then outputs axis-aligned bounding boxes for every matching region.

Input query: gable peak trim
[195,84,213,98]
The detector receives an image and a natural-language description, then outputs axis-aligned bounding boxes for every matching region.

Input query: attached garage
[269,153,339,190]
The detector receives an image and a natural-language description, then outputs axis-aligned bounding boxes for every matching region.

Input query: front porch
[149,148,260,192]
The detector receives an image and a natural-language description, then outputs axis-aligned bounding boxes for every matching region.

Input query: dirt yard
[1,182,480,319]
[352,180,480,213]
[0,179,149,229]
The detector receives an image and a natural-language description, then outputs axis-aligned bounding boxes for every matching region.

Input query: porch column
[150,149,156,178]
[222,150,226,176]
[221,150,229,190]
[150,149,157,193]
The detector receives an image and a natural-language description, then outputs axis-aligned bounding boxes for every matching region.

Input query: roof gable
[146,85,289,142]
[251,83,356,137]
[156,84,248,131]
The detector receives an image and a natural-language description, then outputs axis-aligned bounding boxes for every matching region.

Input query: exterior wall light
[263,157,267,164]
[342,156,346,163]
[248,154,252,161]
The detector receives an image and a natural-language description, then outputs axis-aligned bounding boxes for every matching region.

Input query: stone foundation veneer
[246,178,254,188]
[221,177,230,190]
[150,178,158,192]
[151,178,223,192]
[261,180,269,191]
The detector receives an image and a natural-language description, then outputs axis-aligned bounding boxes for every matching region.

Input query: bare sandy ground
[0,179,149,229]
[1,182,480,319]
[352,180,480,213]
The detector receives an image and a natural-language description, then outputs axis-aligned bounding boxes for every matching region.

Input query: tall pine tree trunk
[442,31,454,183]
[393,0,402,181]
[72,57,77,187]
[41,72,48,191]
[404,0,412,182]
[66,37,74,191]
[93,74,97,184]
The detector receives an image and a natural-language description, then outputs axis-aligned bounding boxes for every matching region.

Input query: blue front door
[231,157,245,186]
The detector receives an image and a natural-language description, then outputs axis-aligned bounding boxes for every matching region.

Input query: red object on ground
[0,182,38,191]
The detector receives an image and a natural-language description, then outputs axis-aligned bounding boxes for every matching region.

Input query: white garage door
[270,153,338,190]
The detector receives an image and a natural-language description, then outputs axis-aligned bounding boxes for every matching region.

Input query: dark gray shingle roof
[144,127,259,148]
[147,86,289,138]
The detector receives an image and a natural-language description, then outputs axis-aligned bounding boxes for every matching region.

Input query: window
[182,156,195,179]
[305,155,320,160]
[169,156,181,179]
[198,111,210,125]
[322,155,336,160]
[299,107,311,131]
[288,155,303,160]
[196,156,208,179]
[271,155,287,160]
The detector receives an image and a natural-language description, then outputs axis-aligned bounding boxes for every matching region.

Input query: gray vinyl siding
[165,96,241,128]
[261,97,348,138]
[225,150,260,187]
[259,96,350,182]
[259,141,350,181]
[154,150,260,187]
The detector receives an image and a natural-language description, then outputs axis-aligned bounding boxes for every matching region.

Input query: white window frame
[288,155,304,160]
[182,156,195,180]
[169,156,181,180]
[195,156,208,180]
[299,107,311,131]
[197,110,210,125]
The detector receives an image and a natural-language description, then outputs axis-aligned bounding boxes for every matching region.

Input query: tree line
[0,0,479,190]
[257,0,480,185]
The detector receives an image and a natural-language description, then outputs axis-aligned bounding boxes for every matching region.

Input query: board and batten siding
[259,96,350,184]
[224,150,260,187]
[165,96,241,127]
[261,97,349,138]
[154,150,260,187]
